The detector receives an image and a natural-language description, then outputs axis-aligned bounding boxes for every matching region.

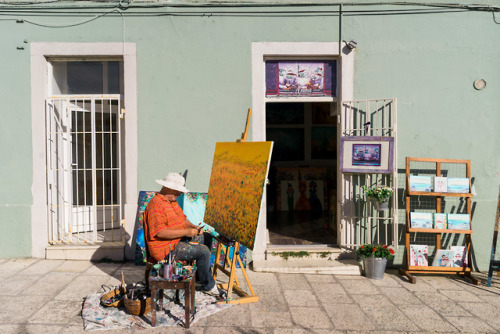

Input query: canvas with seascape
[204,142,273,249]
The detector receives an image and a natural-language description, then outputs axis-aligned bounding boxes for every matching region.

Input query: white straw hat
[155,172,189,193]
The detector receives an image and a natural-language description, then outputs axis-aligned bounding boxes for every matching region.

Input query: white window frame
[30,42,137,259]
[251,42,354,261]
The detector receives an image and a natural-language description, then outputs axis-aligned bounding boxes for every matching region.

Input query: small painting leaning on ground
[204,142,273,249]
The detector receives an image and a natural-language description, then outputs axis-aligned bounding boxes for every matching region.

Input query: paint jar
[164,264,173,279]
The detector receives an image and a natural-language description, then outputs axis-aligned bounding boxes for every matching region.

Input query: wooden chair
[144,250,155,293]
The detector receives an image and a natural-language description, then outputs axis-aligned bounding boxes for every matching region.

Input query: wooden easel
[212,108,259,304]
[487,187,500,287]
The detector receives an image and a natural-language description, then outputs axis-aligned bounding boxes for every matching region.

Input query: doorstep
[45,242,125,261]
[252,245,361,275]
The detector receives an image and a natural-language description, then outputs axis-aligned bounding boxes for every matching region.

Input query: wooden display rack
[211,108,259,304]
[398,157,479,284]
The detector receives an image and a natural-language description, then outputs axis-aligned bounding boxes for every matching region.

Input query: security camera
[346,40,358,50]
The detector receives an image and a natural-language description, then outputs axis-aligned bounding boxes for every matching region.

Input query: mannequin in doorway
[294,180,311,211]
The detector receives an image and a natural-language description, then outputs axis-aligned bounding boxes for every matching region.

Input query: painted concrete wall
[0,3,499,269]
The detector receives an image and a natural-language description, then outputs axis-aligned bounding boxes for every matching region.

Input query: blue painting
[134,191,156,265]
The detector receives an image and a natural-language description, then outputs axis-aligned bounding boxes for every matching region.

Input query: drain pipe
[339,4,342,56]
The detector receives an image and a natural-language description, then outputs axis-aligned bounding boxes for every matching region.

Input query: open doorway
[266,102,337,246]
[46,60,125,244]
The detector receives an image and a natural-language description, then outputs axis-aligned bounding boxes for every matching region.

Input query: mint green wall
[0,3,498,270]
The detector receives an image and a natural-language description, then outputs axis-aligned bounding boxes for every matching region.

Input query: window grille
[45,95,124,244]
[338,98,399,249]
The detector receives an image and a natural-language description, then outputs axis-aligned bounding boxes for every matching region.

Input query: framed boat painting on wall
[339,136,394,174]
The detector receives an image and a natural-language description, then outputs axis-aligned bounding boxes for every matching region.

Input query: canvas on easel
[204,108,273,304]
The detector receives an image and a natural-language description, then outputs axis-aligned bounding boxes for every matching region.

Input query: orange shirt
[143,193,186,262]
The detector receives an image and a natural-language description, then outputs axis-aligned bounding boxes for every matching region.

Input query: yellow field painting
[204,142,273,249]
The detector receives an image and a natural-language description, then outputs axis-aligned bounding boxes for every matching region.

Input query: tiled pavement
[0,258,499,333]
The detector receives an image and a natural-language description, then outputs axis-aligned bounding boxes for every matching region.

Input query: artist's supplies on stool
[175,262,183,275]
[183,265,194,276]
[124,285,151,316]
[100,272,127,307]
[164,264,173,279]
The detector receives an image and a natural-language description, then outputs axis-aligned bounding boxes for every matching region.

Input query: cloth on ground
[83,289,231,331]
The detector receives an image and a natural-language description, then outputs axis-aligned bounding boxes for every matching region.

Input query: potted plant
[362,184,393,211]
[357,244,395,279]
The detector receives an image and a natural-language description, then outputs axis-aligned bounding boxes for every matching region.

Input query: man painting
[143,172,222,297]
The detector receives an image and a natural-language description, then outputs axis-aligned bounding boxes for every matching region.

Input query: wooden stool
[149,270,196,328]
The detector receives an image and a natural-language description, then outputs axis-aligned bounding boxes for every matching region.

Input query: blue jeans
[173,232,215,291]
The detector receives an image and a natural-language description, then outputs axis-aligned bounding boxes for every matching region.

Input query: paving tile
[478,294,500,307]
[240,271,280,286]
[322,303,376,331]
[456,280,500,296]
[61,324,136,334]
[0,295,50,323]
[0,275,43,296]
[413,291,473,317]
[205,304,252,327]
[0,324,64,334]
[283,289,319,307]
[444,316,496,333]
[422,276,464,290]
[277,274,309,290]
[313,283,353,304]
[441,289,485,303]
[460,302,500,327]
[83,262,121,276]
[28,300,82,324]
[398,304,457,332]
[53,260,92,273]
[289,307,333,329]
[275,329,344,334]
[17,260,64,276]
[55,275,109,301]
[0,325,24,334]
[399,278,436,292]
[378,287,422,305]
[335,275,364,280]
[369,272,403,287]
[250,283,282,295]
[338,278,378,295]
[248,292,289,312]
[0,259,40,277]
[206,327,271,334]
[305,274,337,284]
[347,331,409,334]
[352,295,419,331]
[22,272,78,296]
[251,310,294,328]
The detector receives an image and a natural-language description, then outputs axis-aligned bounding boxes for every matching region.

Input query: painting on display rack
[204,141,274,250]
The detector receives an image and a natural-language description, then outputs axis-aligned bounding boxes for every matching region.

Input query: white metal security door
[338,98,398,248]
[46,96,124,244]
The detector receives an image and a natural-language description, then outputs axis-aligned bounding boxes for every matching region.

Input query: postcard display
[398,157,479,284]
